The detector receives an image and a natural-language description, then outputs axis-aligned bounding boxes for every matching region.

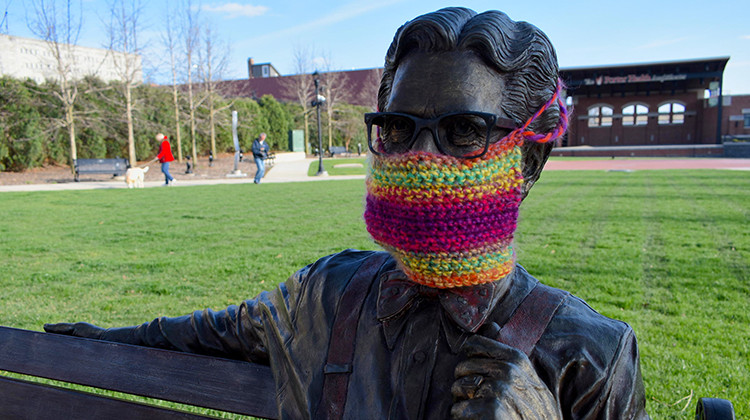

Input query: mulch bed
[0,153,259,185]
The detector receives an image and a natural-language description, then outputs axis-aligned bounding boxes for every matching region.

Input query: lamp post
[312,71,328,176]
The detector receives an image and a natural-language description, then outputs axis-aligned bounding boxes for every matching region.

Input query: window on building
[658,102,685,125]
[623,104,649,126]
[587,105,613,127]
[744,113,750,129]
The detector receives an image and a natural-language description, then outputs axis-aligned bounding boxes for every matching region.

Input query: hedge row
[0,76,368,171]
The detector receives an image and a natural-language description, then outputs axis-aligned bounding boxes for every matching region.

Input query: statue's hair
[378,7,561,195]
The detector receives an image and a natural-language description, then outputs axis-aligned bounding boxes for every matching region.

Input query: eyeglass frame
[364,111,519,159]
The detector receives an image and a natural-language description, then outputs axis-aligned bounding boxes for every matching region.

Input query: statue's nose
[410,128,440,154]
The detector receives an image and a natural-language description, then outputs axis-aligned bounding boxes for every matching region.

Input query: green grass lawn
[0,170,748,419]
[307,157,367,176]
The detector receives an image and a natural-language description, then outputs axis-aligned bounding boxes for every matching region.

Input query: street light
[312,71,328,176]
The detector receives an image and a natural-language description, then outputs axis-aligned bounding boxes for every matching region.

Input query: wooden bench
[696,398,737,420]
[328,146,350,157]
[74,158,130,182]
[0,326,277,419]
[265,152,276,168]
[0,325,735,419]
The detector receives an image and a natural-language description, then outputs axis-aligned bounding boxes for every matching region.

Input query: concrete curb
[2,156,748,193]
[0,156,366,192]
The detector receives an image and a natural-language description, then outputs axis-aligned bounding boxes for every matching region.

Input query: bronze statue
[46,8,649,419]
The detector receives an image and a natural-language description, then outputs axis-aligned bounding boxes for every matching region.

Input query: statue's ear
[520,141,553,199]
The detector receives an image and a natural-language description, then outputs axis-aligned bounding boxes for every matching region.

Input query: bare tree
[182,0,201,167]
[105,0,144,165]
[196,22,231,159]
[320,55,352,150]
[27,0,83,173]
[335,105,366,153]
[358,68,383,110]
[161,1,183,162]
[280,45,314,154]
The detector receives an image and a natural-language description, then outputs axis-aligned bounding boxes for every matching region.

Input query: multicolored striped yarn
[510,79,569,144]
[365,137,523,289]
[364,80,569,289]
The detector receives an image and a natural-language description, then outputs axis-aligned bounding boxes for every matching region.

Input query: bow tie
[376,270,497,334]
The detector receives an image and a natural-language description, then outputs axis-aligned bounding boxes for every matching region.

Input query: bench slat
[0,326,278,419]
[328,146,349,157]
[74,158,129,181]
[0,376,213,420]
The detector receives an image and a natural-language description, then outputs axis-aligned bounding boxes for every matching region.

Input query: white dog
[125,166,149,188]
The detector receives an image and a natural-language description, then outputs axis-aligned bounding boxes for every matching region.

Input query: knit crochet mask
[365,137,523,289]
[364,81,568,289]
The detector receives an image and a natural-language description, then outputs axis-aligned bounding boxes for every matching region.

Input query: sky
[2,0,750,94]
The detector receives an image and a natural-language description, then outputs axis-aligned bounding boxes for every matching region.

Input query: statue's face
[384,50,510,154]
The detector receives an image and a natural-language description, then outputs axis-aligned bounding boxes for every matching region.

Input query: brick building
[559,57,750,156]
[218,67,380,109]
[218,56,749,156]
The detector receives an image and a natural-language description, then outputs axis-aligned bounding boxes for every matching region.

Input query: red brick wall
[566,93,750,147]
[567,91,715,147]
[720,95,750,139]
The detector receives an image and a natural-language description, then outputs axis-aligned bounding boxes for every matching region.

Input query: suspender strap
[318,252,390,420]
[496,282,569,356]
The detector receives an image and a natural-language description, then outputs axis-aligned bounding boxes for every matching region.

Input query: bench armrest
[696,397,735,420]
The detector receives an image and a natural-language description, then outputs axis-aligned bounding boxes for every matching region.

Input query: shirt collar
[376,268,511,352]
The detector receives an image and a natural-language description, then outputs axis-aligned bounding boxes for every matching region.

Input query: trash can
[288,130,305,152]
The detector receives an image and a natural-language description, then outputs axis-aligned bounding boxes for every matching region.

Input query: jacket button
[413,351,426,363]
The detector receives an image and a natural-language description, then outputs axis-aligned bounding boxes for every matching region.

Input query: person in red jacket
[155,133,175,185]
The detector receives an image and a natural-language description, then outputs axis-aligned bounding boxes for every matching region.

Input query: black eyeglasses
[365,111,518,159]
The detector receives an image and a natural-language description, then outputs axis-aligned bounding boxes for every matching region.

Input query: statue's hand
[44,322,105,339]
[451,323,561,420]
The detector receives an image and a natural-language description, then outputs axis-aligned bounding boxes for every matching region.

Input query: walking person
[156,133,175,186]
[252,133,270,184]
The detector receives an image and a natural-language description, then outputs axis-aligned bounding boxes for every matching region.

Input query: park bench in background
[0,325,735,419]
[0,326,277,419]
[328,146,350,157]
[74,158,130,182]
[266,152,277,168]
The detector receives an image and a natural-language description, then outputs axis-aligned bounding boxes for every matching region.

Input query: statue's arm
[44,266,310,365]
[44,305,269,363]
[600,328,650,420]
[566,327,650,420]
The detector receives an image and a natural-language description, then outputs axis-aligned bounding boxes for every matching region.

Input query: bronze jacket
[102,249,649,419]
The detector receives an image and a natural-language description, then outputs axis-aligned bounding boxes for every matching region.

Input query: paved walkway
[544,158,750,171]
[0,153,364,192]
[1,154,748,193]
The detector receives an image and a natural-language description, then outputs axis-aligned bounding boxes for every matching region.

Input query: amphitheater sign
[584,73,688,86]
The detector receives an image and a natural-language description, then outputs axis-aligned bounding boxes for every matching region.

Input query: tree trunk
[303,113,309,155]
[190,104,198,168]
[189,105,198,168]
[327,108,333,150]
[172,84,183,163]
[188,78,198,168]
[66,104,77,174]
[209,94,216,158]
[125,84,136,164]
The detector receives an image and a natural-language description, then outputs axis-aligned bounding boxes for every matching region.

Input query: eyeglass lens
[368,113,493,158]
